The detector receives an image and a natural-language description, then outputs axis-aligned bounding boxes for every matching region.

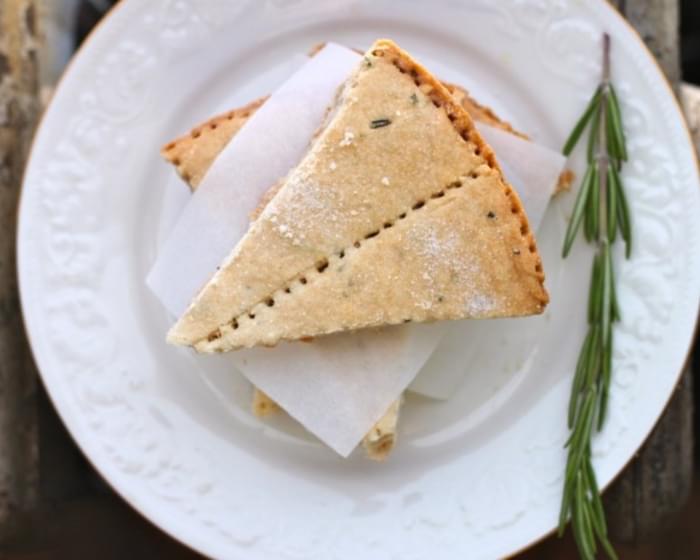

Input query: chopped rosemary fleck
[369,118,392,129]
[410,93,419,105]
[363,55,373,68]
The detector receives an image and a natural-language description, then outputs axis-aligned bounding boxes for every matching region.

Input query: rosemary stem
[602,33,611,87]
[597,33,611,246]
[560,32,627,560]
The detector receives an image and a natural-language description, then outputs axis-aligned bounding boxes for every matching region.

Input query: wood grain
[613,0,682,89]
[0,0,41,540]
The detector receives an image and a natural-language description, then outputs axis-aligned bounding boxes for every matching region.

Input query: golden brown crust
[251,388,281,417]
[307,42,328,57]
[444,82,529,139]
[160,96,268,188]
[169,39,548,351]
[362,398,401,461]
[371,39,546,286]
[555,168,575,195]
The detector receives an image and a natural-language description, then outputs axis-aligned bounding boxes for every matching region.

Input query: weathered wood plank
[0,0,41,541]
[614,0,682,88]
[604,0,694,545]
[604,367,694,541]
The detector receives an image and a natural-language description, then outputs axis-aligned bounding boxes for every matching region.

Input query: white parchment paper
[237,323,446,455]
[147,45,565,455]
[146,44,360,315]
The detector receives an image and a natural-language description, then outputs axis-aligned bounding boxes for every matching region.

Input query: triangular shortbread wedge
[161,62,530,429]
[168,39,548,351]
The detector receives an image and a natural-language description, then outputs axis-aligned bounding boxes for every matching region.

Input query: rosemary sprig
[558,33,632,560]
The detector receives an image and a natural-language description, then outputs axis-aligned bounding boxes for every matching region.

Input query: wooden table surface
[0,0,694,558]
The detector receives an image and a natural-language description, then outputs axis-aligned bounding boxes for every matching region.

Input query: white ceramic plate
[17,1,700,558]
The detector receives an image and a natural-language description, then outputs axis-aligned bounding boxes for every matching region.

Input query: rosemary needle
[563,163,595,257]
[564,86,602,156]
